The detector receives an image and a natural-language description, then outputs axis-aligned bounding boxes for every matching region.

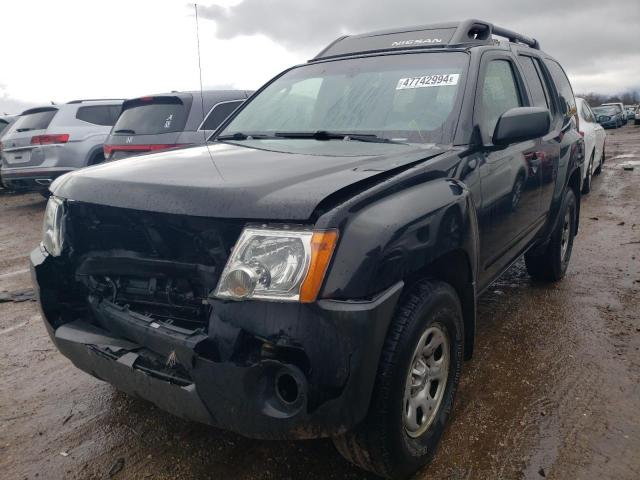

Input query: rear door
[1,107,58,167]
[516,53,561,217]
[105,95,192,161]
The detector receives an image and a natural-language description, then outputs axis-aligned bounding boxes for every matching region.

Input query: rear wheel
[88,153,105,166]
[594,144,605,175]
[582,153,594,194]
[333,280,463,479]
[525,188,577,282]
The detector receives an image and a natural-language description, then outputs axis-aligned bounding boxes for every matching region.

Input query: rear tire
[581,153,594,194]
[594,144,604,175]
[88,153,105,166]
[333,279,463,479]
[525,188,577,282]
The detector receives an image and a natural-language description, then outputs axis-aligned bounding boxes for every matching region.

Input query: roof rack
[311,19,539,61]
[67,98,125,104]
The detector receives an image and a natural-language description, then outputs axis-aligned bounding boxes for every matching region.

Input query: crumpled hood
[52,141,447,220]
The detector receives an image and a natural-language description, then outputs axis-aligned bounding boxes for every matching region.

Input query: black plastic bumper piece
[31,246,404,439]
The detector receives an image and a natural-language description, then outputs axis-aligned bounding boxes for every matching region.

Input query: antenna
[193,3,224,179]
[194,4,207,143]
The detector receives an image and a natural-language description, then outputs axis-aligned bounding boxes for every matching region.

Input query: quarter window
[76,105,121,126]
[545,60,577,124]
[201,100,244,131]
[480,59,523,140]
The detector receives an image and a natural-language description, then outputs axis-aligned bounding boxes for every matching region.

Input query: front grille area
[66,201,243,330]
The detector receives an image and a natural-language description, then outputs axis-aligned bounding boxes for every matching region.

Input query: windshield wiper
[216,132,274,141]
[114,129,136,134]
[274,130,404,144]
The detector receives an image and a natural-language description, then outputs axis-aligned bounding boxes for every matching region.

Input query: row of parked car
[591,101,639,128]
[0,90,251,192]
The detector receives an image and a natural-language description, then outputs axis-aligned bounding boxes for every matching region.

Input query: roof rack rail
[67,98,125,104]
[311,19,539,61]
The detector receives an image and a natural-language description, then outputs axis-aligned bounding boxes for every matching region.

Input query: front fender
[319,177,478,300]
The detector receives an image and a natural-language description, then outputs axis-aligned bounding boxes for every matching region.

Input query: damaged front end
[31,197,402,439]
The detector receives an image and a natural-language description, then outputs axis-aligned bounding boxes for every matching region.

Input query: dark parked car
[0,114,18,188]
[32,20,583,479]
[592,105,624,128]
[103,90,251,161]
[0,114,17,137]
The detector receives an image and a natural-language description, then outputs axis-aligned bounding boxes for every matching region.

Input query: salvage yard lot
[1,127,639,480]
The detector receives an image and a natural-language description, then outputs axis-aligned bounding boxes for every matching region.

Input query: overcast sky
[2,0,639,114]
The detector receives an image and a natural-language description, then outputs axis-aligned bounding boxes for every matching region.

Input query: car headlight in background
[42,196,66,256]
[214,226,338,303]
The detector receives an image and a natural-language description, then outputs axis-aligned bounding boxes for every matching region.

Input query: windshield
[112,97,188,135]
[219,52,469,144]
[593,106,617,115]
[602,104,622,113]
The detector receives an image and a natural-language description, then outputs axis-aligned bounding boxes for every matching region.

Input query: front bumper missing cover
[31,246,403,439]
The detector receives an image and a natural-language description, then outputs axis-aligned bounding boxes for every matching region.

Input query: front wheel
[525,188,577,282]
[333,280,463,479]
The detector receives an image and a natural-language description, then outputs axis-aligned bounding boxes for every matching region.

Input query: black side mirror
[492,107,551,146]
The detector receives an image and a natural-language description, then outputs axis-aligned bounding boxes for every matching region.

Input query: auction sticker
[396,74,460,90]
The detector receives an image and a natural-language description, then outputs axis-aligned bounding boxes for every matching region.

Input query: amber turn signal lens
[299,230,339,303]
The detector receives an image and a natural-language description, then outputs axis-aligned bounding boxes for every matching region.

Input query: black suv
[31,20,583,479]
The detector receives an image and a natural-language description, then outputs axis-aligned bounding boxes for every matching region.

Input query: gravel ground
[1,126,638,480]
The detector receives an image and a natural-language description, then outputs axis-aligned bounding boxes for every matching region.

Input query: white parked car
[576,97,606,193]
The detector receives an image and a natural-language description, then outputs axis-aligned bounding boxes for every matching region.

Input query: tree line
[579,91,640,107]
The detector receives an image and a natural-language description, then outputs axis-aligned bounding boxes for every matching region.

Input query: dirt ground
[1,126,638,480]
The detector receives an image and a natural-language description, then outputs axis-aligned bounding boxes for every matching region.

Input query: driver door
[475,53,544,288]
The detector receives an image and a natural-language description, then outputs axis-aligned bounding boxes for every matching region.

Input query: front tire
[333,280,463,479]
[525,188,577,282]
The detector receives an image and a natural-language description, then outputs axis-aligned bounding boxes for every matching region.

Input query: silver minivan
[103,90,250,161]
[0,99,122,191]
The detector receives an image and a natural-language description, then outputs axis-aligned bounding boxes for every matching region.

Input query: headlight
[214,226,338,303]
[42,196,66,256]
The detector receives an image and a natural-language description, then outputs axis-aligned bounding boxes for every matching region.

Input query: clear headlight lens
[214,227,338,302]
[41,196,65,256]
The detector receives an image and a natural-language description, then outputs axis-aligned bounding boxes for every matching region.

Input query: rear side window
[545,60,576,123]
[76,105,121,126]
[113,97,188,135]
[479,59,523,140]
[201,100,243,131]
[11,109,57,132]
[518,55,549,109]
[0,120,8,135]
[581,103,595,122]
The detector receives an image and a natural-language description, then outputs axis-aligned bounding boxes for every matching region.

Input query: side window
[581,103,594,122]
[109,105,122,125]
[480,59,523,140]
[518,55,549,109]
[201,100,244,131]
[76,105,119,126]
[544,60,576,124]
